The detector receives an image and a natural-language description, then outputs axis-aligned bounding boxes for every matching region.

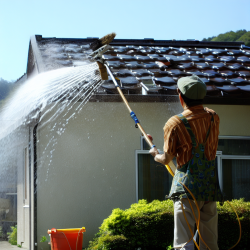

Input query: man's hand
[147,133,174,165]
[149,148,174,165]
[149,147,159,157]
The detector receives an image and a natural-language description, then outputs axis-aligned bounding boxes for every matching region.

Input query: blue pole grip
[130,111,139,125]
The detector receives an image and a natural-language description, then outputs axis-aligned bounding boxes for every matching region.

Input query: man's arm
[149,147,174,165]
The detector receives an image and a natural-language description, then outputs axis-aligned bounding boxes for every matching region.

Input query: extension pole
[105,64,176,173]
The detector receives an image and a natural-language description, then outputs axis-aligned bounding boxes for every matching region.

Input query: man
[149,75,223,250]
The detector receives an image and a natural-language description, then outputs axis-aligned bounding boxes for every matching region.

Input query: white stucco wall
[36,102,250,249]
[0,126,30,249]
[207,105,250,136]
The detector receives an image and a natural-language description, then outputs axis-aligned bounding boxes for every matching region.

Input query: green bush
[86,199,250,250]
[217,199,250,250]
[86,200,174,250]
[8,225,17,245]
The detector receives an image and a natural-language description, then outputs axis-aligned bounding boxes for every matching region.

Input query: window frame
[23,146,29,205]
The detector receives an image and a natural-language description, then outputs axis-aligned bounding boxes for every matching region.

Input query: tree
[237,31,250,46]
[0,78,14,101]
[202,30,249,45]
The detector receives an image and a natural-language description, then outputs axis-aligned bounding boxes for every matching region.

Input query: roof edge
[36,35,245,48]
[30,35,46,73]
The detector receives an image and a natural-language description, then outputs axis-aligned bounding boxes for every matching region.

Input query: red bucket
[48,227,86,250]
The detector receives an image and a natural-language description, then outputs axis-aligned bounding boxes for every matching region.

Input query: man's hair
[180,91,204,107]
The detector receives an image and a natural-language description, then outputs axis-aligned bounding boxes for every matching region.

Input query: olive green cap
[177,75,207,100]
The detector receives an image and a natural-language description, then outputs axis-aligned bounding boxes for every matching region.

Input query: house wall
[0,126,30,249]
[208,105,250,136]
[36,102,250,249]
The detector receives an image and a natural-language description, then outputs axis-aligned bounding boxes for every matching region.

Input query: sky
[0,0,250,81]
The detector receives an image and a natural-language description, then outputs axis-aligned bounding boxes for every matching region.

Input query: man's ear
[179,93,184,106]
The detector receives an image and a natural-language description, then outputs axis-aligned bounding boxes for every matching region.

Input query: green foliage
[40,236,48,242]
[0,78,14,101]
[86,199,174,250]
[237,31,250,46]
[211,29,247,42]
[202,29,250,46]
[202,36,216,42]
[17,244,22,248]
[86,199,250,250]
[217,199,250,250]
[8,225,17,245]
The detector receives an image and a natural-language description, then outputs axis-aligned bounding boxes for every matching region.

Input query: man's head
[177,75,207,107]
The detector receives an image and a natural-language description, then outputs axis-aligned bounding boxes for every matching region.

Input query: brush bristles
[90,32,116,52]
[89,40,102,51]
[100,32,116,46]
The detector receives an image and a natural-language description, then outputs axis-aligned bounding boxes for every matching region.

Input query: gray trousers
[174,199,219,250]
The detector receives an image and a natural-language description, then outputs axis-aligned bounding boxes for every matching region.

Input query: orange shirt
[163,105,220,168]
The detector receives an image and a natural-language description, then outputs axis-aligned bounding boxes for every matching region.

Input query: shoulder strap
[177,113,197,152]
[204,114,214,144]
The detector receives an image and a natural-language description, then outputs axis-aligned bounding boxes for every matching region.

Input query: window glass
[222,159,250,201]
[218,139,250,155]
[138,153,173,202]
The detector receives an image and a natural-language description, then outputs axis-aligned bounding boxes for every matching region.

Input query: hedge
[85,199,250,250]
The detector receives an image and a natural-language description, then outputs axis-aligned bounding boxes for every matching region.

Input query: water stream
[0,62,103,239]
[0,62,102,140]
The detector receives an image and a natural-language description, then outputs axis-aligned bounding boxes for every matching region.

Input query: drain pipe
[32,123,39,250]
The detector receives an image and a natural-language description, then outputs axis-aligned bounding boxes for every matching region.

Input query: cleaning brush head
[100,32,116,46]
[90,32,116,51]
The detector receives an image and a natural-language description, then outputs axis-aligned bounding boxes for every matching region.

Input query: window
[217,136,250,201]
[136,136,174,202]
[136,136,250,203]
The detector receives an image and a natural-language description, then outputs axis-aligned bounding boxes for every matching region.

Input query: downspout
[28,127,32,250]
[33,123,39,250]
[27,35,45,249]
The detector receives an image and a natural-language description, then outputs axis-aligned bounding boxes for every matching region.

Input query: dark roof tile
[238,70,250,77]
[229,77,249,85]
[219,56,237,63]
[209,62,227,70]
[217,85,240,92]
[238,85,250,92]
[205,55,221,62]
[226,63,245,70]
[125,61,142,69]
[203,70,221,77]
[119,76,139,85]
[102,55,120,60]
[212,49,227,55]
[219,70,238,78]
[106,61,125,68]
[117,54,135,60]
[153,76,176,85]
[131,69,153,77]
[177,62,195,70]
[141,62,159,69]
[134,55,152,61]
[237,56,250,63]
[209,78,231,86]
[113,69,134,77]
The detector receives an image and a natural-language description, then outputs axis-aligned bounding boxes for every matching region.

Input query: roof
[28,35,250,105]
